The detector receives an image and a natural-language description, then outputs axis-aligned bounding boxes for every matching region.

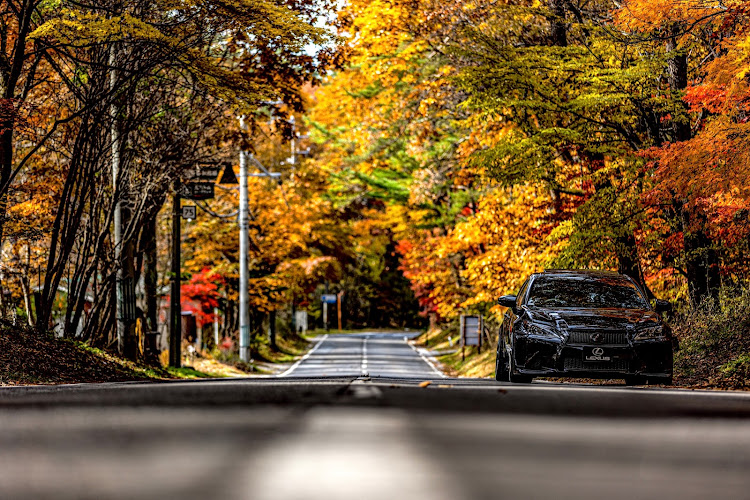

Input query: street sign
[321,294,337,304]
[218,163,239,185]
[461,315,482,347]
[181,182,214,200]
[181,206,196,220]
[184,163,229,182]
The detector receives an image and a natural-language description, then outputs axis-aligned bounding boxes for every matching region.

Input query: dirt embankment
[0,323,312,385]
[0,324,153,385]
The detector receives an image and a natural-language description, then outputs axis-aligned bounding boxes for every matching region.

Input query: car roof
[539,269,626,278]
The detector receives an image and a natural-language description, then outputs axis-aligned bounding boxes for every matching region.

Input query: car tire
[495,338,509,382]
[508,347,533,384]
[625,376,646,386]
[646,351,674,385]
[647,375,673,386]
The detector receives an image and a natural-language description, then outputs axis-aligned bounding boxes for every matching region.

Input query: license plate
[583,346,611,362]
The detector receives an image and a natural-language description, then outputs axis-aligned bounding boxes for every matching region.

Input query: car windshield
[526,275,649,309]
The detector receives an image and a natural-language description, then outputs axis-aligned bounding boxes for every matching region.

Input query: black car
[495,270,674,385]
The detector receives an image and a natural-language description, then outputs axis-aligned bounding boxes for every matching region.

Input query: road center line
[361,337,369,375]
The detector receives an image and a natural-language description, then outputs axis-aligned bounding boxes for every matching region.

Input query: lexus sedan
[496,270,674,385]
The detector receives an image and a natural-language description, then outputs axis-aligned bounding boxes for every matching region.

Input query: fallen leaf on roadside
[498,389,508,394]
[419,381,432,388]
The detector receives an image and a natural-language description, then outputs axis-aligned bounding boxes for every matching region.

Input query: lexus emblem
[592,347,605,356]
[591,333,603,343]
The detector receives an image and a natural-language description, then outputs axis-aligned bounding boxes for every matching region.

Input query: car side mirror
[497,295,518,311]
[654,299,672,313]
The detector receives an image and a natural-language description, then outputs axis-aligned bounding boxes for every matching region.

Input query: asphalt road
[2,331,750,500]
[280,332,443,378]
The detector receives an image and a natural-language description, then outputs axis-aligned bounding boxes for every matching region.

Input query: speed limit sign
[181,206,196,220]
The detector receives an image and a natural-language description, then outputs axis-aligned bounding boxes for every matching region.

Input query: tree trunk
[666,23,690,143]
[667,24,720,304]
[549,0,567,47]
[269,310,277,350]
[19,274,33,326]
[121,235,139,359]
[0,273,5,320]
[0,128,12,248]
[0,4,37,247]
[682,209,720,306]
[143,212,159,333]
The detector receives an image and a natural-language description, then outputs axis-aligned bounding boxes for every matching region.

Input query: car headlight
[521,322,561,340]
[634,325,666,341]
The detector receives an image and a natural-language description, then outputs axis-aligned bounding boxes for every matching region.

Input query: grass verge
[414,325,496,378]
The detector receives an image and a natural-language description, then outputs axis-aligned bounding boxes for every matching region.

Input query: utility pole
[169,180,181,367]
[238,116,282,361]
[239,118,250,362]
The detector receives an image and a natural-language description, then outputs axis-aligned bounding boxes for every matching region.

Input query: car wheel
[647,375,672,386]
[646,351,674,386]
[495,338,509,382]
[625,376,646,386]
[508,346,533,384]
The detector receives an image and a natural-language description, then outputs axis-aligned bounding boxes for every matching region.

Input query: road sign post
[322,302,327,331]
[337,290,344,331]
[169,161,238,366]
[460,314,483,361]
[169,180,182,368]
[321,294,337,331]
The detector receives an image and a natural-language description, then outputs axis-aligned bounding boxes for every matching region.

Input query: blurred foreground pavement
[2,331,750,499]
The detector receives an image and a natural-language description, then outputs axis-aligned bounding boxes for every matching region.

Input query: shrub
[673,287,750,388]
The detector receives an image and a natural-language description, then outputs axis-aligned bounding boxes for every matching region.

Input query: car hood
[525,307,661,329]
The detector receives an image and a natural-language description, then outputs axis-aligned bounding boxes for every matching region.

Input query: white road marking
[360,337,368,375]
[278,334,329,377]
[349,380,383,399]
[248,408,460,500]
[278,332,445,379]
[408,342,447,378]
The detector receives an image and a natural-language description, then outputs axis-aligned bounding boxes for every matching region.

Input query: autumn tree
[0,0,333,358]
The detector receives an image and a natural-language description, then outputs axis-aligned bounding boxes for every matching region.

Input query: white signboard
[294,311,308,333]
[461,315,482,347]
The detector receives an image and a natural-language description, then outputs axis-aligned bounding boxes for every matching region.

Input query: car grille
[564,357,629,372]
[567,331,628,345]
